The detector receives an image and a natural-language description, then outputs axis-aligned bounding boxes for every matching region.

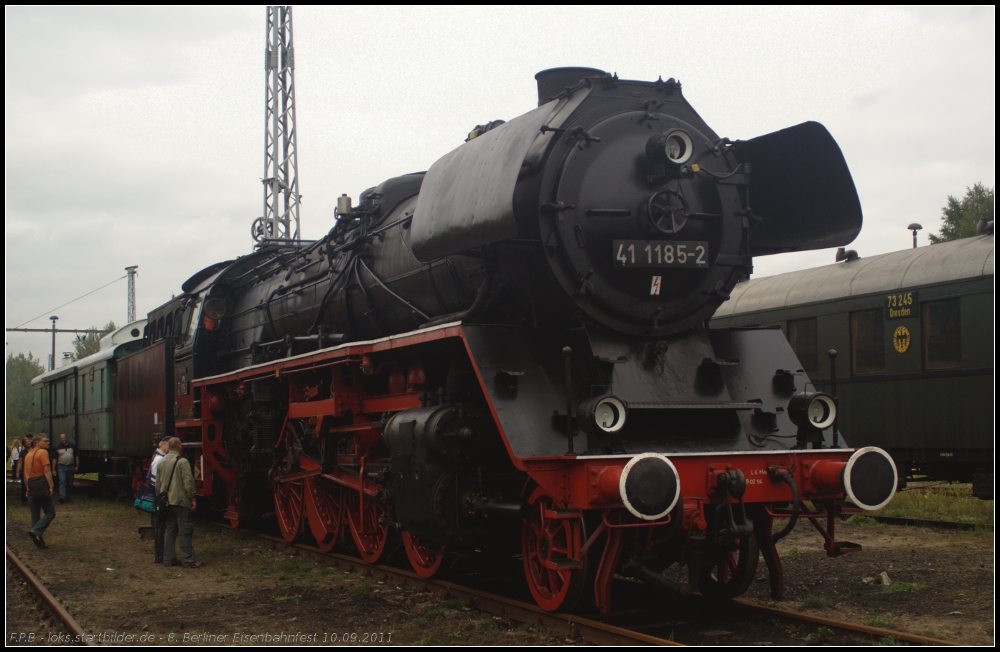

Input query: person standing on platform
[155,437,199,568]
[9,438,24,485]
[51,434,79,504]
[19,437,34,504]
[150,436,170,563]
[23,436,55,548]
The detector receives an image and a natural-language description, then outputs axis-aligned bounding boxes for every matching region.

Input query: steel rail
[839,513,991,531]
[214,524,967,646]
[733,600,961,646]
[6,546,94,646]
[210,524,681,646]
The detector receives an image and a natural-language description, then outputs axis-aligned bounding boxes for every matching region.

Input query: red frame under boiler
[177,323,862,610]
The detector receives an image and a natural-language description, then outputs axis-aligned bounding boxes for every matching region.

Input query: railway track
[5,518,966,647]
[6,546,93,646]
[7,478,972,645]
[842,513,992,531]
[731,601,959,646]
[207,523,678,646]
[208,522,962,646]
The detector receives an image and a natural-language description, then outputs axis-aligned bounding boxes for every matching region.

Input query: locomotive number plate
[613,240,709,268]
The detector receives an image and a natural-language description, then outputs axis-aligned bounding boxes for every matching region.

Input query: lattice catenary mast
[253,5,301,246]
[125,265,138,323]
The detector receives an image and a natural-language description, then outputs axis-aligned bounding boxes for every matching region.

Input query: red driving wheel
[224,483,241,528]
[347,491,390,564]
[700,535,759,600]
[522,485,587,612]
[304,476,344,552]
[273,478,305,543]
[402,531,445,578]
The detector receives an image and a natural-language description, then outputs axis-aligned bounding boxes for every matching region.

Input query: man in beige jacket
[155,437,199,568]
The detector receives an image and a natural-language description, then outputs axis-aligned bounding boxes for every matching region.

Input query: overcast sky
[5,6,995,363]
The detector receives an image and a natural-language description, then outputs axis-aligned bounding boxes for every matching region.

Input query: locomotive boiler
[141,67,898,613]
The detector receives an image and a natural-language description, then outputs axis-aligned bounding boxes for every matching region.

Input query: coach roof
[30,319,147,386]
[713,234,994,319]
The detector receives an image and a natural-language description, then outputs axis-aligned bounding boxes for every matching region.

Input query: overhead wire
[12,275,128,329]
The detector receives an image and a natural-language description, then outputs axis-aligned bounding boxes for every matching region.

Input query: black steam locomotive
[126,67,898,612]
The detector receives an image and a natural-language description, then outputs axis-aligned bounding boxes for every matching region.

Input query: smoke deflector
[734,121,863,256]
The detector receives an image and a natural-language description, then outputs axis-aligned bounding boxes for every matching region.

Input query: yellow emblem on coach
[893,325,911,353]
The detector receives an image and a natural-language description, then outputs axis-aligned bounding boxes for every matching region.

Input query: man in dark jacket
[154,437,199,568]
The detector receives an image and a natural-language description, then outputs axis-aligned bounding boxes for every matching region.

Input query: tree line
[6,321,115,440]
[929,183,994,243]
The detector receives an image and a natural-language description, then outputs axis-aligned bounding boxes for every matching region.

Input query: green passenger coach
[711,234,994,497]
[31,321,146,474]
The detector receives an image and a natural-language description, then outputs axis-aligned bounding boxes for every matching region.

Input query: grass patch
[423,607,446,619]
[865,614,894,628]
[875,635,903,646]
[880,581,926,594]
[277,557,311,574]
[804,626,833,643]
[858,483,994,527]
[350,582,376,595]
[803,594,832,609]
[270,593,302,603]
[440,599,464,610]
[846,515,878,526]
[410,617,428,627]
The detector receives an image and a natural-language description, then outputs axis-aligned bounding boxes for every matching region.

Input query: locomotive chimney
[534,67,606,106]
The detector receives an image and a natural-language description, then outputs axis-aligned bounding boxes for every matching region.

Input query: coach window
[922,298,962,369]
[850,309,885,375]
[787,318,819,376]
